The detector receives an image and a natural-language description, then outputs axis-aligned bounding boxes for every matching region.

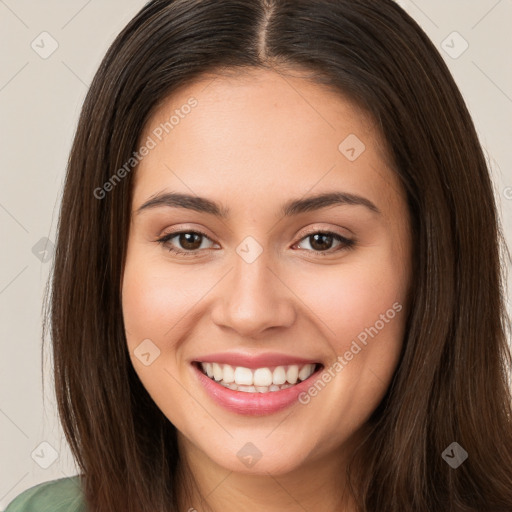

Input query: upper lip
[193,352,322,369]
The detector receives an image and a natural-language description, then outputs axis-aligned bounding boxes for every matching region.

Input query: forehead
[133,68,403,217]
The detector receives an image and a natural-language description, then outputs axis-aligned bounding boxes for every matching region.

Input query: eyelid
[157,224,215,242]
[296,224,353,240]
[157,227,217,248]
[158,223,352,242]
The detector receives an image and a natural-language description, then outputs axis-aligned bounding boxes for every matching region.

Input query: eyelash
[156,228,356,258]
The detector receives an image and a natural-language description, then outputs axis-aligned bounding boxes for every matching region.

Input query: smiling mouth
[194,361,323,393]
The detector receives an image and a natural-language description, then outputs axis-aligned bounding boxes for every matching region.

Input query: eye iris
[179,232,202,250]
[310,233,333,251]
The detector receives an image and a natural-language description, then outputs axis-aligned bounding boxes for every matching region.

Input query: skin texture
[121,67,412,511]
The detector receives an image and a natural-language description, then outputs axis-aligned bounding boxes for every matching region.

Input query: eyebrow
[136,191,381,218]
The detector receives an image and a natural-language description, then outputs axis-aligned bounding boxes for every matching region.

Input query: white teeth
[199,362,318,392]
[222,364,235,383]
[234,366,253,386]
[253,368,273,387]
[272,366,287,385]
[299,364,316,381]
[221,383,290,393]
[238,385,256,393]
[212,363,223,381]
[286,365,299,384]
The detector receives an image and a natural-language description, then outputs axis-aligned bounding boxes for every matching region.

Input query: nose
[210,251,296,338]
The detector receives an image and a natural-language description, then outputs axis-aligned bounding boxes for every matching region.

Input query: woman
[6,0,512,511]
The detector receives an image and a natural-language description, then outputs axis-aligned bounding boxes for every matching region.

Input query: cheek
[289,257,407,434]
[121,252,206,428]
[122,252,205,348]
[294,257,407,350]
[289,247,408,418]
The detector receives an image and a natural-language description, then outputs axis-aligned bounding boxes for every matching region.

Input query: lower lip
[192,363,323,416]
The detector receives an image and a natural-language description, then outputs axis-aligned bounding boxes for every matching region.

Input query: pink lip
[193,352,319,369]
[192,362,323,416]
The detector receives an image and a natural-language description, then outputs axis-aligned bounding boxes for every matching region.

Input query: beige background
[1,0,511,508]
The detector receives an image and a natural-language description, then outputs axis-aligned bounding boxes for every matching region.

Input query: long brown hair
[44,0,512,510]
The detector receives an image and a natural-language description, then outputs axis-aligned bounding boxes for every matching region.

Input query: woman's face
[122,67,412,476]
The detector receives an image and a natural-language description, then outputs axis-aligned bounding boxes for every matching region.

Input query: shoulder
[3,475,86,512]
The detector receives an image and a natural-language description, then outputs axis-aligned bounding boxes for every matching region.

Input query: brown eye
[157,230,216,256]
[295,231,355,254]
[174,232,203,251]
